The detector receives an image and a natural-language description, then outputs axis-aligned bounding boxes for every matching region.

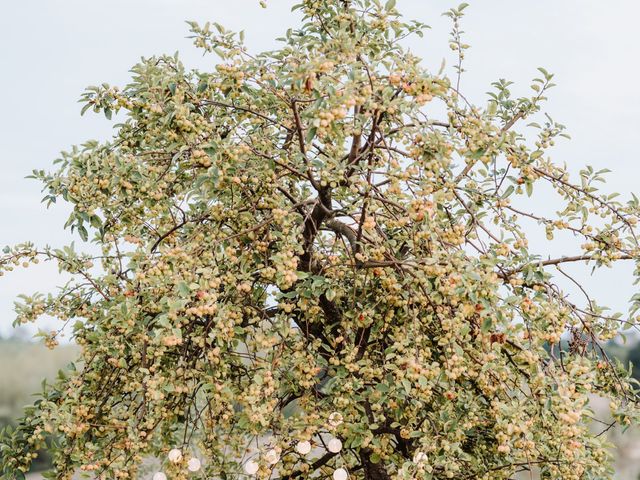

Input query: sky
[1,0,640,338]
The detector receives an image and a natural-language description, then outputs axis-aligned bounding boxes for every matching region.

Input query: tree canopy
[2,1,640,479]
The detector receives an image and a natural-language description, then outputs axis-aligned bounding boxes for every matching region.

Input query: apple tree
[2,1,640,479]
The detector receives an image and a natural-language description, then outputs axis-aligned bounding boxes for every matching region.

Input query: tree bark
[361,448,391,480]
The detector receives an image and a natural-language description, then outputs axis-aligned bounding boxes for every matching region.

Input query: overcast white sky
[1,1,640,338]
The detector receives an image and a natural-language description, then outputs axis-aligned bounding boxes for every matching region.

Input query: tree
[1,1,640,479]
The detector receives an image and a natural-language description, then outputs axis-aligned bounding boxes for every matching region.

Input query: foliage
[2,1,640,479]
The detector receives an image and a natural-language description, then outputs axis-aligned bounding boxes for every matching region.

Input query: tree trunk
[361,449,391,480]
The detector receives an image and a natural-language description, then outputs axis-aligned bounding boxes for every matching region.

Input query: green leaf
[77,225,88,241]
[481,317,493,332]
[501,185,514,199]
[305,126,317,144]
[401,378,411,394]
[177,281,191,297]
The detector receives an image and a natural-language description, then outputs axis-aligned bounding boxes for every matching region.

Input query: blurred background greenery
[0,332,77,474]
